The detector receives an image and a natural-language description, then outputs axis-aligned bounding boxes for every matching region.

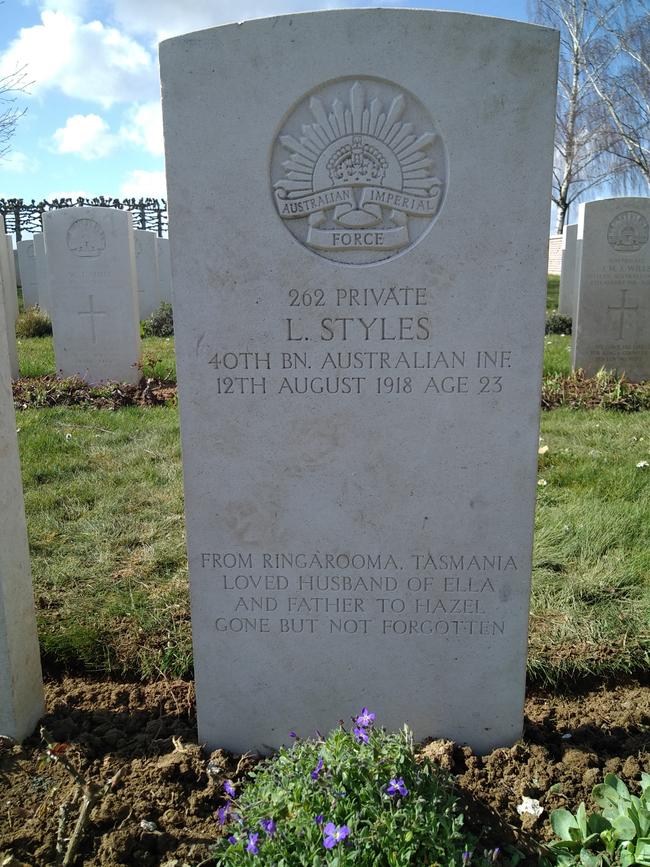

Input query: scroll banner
[274,183,442,221]
[307,224,408,250]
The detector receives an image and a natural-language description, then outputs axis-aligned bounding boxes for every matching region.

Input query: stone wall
[548,234,563,274]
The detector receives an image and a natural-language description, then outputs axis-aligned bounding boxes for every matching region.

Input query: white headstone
[156,237,173,303]
[558,223,577,318]
[17,240,39,309]
[14,249,21,288]
[0,220,18,378]
[134,230,161,319]
[43,207,142,384]
[5,236,18,316]
[0,229,18,326]
[0,279,44,740]
[160,9,558,754]
[573,197,650,381]
[33,233,52,314]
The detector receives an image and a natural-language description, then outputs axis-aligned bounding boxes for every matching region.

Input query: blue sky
[0,0,529,202]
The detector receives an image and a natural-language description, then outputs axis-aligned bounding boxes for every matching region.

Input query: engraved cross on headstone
[77,294,107,344]
[608,288,639,341]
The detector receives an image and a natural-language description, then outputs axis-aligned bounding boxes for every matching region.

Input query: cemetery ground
[1,288,649,866]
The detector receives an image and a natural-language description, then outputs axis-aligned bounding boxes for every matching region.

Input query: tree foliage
[532,0,626,233]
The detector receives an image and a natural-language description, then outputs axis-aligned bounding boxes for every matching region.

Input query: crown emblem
[66,218,106,258]
[607,211,649,253]
[271,79,447,264]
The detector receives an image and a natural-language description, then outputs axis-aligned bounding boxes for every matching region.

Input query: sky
[0,0,530,203]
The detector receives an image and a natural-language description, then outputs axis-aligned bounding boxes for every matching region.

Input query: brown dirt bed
[1,677,648,866]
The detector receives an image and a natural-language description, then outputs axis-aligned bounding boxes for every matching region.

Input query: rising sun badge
[271,78,447,264]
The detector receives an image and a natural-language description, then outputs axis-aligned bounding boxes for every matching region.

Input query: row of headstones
[558,197,650,383]
[0,209,173,384]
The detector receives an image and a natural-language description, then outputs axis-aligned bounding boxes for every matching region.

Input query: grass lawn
[16,402,650,687]
[547,273,560,311]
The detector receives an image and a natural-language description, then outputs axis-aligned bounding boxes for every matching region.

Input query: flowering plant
[213,709,491,865]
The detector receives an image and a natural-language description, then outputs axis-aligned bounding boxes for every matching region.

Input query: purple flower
[462,851,473,863]
[355,707,375,727]
[260,818,276,837]
[223,779,236,798]
[323,822,350,849]
[353,726,369,744]
[314,815,324,825]
[217,804,231,825]
[228,835,237,845]
[491,848,501,862]
[311,756,324,780]
[386,777,409,797]
[289,730,298,739]
[246,832,259,855]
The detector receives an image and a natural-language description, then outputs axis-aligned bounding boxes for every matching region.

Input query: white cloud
[52,113,118,158]
[120,101,164,156]
[0,151,33,174]
[119,169,166,198]
[0,9,158,108]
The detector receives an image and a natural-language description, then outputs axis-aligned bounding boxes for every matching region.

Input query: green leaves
[549,774,650,867]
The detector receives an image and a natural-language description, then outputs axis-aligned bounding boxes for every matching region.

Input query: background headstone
[0,227,18,326]
[5,236,18,318]
[161,9,558,754]
[0,277,44,740]
[43,206,141,384]
[134,230,161,319]
[13,249,21,288]
[32,233,52,313]
[156,237,172,303]
[17,240,39,309]
[558,223,578,318]
[573,197,650,381]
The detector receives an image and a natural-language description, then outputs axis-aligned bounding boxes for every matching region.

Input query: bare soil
[1,677,648,866]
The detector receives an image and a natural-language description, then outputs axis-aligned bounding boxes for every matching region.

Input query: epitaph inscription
[272,78,447,264]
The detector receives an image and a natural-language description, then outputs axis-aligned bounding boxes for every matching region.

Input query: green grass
[547,273,560,311]
[543,334,572,377]
[16,403,650,686]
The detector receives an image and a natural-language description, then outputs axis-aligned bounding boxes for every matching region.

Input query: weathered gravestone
[17,240,39,309]
[0,225,18,327]
[134,230,161,319]
[573,198,650,381]
[32,232,52,313]
[43,207,141,384]
[558,223,578,318]
[5,236,18,317]
[0,280,44,740]
[156,237,173,303]
[160,9,558,754]
[0,220,18,378]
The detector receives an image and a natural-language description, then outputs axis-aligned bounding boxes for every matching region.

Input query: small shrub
[548,772,650,866]
[142,301,174,337]
[16,306,52,338]
[214,709,504,865]
[546,312,572,335]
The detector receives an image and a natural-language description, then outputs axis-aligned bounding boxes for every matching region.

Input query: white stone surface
[573,198,650,381]
[43,206,141,384]
[32,233,52,313]
[17,240,39,309]
[558,224,578,318]
[134,230,161,319]
[160,9,558,754]
[0,231,18,326]
[156,237,172,303]
[0,220,18,378]
[0,273,44,740]
[13,249,20,288]
[6,236,18,317]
